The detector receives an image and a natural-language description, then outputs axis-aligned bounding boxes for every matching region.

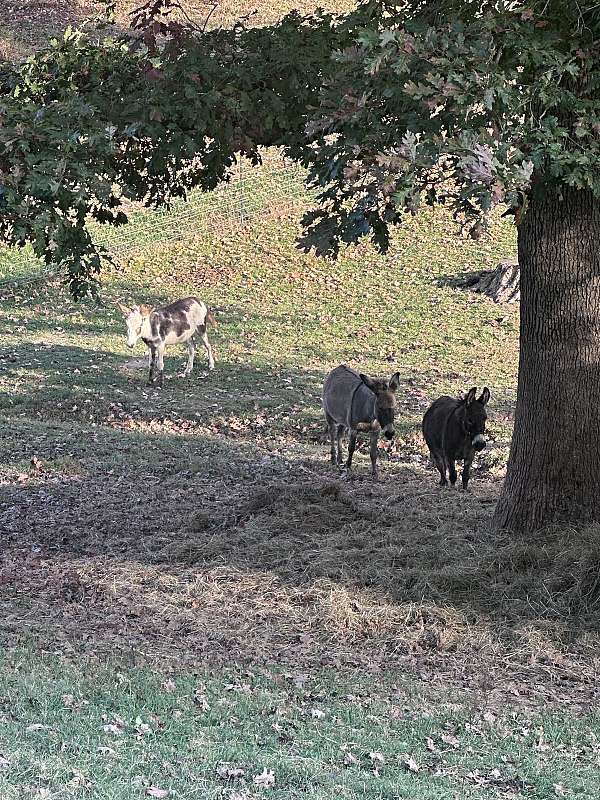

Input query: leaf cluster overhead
[2,0,600,293]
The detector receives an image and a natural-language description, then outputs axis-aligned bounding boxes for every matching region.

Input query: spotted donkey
[119,297,215,386]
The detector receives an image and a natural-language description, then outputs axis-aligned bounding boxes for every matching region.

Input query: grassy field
[0,649,599,800]
[2,3,600,797]
[2,204,600,794]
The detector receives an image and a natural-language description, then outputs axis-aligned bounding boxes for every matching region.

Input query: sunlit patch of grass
[0,650,598,800]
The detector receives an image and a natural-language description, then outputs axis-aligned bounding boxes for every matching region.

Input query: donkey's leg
[183,339,195,377]
[200,329,215,371]
[325,413,337,465]
[369,431,380,480]
[448,457,458,486]
[147,345,157,386]
[431,450,447,486]
[336,425,345,466]
[155,343,166,387]
[345,430,358,470]
[462,451,474,490]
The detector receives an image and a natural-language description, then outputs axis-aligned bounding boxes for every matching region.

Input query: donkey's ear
[117,302,130,316]
[359,373,376,392]
[478,387,490,406]
[389,372,400,392]
[465,387,477,406]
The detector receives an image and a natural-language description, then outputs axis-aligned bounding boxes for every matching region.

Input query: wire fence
[92,150,311,258]
[0,147,315,288]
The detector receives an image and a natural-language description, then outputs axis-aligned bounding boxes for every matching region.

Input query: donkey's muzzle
[472,434,486,451]
[384,429,395,441]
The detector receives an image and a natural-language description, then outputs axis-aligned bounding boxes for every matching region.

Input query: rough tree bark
[493,185,600,532]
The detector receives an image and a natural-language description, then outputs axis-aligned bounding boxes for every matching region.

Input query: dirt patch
[121,358,147,372]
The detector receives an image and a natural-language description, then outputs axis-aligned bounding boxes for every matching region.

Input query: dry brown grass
[0,0,355,62]
[2,439,600,705]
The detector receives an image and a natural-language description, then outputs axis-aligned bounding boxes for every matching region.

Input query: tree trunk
[472,260,520,303]
[493,185,600,532]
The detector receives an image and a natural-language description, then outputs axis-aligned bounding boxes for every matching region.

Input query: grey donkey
[322,364,400,479]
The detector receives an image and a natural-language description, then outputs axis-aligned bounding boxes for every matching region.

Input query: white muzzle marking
[472,434,486,448]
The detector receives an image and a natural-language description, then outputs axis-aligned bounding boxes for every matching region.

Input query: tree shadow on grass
[0,337,435,448]
[1,395,597,685]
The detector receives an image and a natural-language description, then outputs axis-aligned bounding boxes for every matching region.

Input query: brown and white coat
[119,297,215,386]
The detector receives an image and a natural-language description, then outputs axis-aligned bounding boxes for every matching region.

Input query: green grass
[2,144,600,797]
[0,650,598,799]
[6,2,596,796]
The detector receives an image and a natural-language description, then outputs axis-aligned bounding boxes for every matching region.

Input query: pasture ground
[2,3,600,795]
[0,0,354,60]
[2,209,600,797]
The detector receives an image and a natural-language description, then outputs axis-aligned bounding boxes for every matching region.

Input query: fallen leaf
[292,673,308,688]
[102,714,126,736]
[103,724,125,735]
[403,755,420,773]
[69,769,91,788]
[253,768,275,788]
[193,688,210,711]
[441,732,460,749]
[311,708,325,719]
[216,764,245,780]
[146,787,169,798]
[161,679,176,693]
[135,717,152,738]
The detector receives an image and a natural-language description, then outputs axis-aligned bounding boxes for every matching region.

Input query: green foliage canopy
[2,1,600,295]
[0,10,342,296]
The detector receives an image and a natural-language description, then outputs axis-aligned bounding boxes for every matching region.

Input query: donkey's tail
[206,308,217,327]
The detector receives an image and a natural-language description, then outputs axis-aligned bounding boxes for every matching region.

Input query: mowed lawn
[0,650,599,800]
[2,209,600,797]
